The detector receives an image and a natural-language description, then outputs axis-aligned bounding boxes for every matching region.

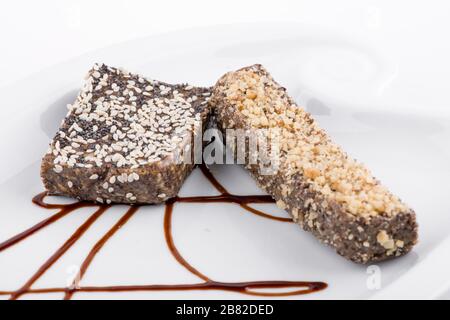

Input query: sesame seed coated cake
[210,64,418,263]
[41,63,211,204]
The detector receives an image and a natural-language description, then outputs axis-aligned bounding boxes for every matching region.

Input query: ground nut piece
[304,167,321,179]
[377,230,396,250]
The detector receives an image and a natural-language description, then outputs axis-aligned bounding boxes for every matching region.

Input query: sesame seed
[89,174,99,180]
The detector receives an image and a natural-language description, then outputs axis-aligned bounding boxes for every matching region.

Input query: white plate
[0,23,449,300]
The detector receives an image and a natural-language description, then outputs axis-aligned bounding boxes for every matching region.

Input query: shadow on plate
[40,89,79,138]
[352,111,445,135]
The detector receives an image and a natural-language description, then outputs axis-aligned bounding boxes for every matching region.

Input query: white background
[1,0,450,93]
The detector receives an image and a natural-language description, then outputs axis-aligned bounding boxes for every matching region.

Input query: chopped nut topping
[304,167,320,179]
[216,65,410,218]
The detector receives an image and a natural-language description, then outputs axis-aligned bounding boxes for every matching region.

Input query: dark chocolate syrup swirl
[0,164,327,299]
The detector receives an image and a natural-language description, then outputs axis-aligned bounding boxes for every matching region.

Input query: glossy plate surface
[0,23,449,299]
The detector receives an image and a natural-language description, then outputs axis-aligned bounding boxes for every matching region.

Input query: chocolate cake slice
[41,64,211,204]
[210,64,418,263]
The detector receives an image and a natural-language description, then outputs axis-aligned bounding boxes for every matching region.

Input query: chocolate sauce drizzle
[0,165,327,299]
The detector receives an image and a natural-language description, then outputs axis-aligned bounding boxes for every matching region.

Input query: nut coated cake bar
[41,64,211,204]
[210,64,418,263]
